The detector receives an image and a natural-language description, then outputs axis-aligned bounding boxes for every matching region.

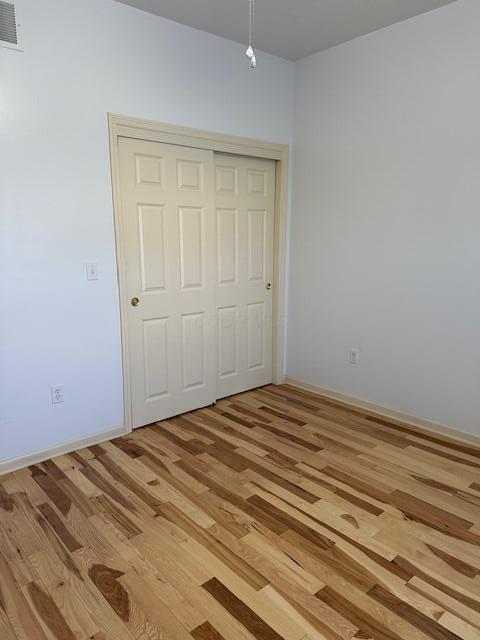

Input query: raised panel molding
[179,207,204,289]
[182,313,205,390]
[177,159,204,191]
[138,205,167,292]
[217,208,237,285]
[216,166,237,194]
[135,154,164,185]
[247,302,265,370]
[143,318,169,400]
[247,169,267,196]
[218,306,238,378]
[248,210,266,281]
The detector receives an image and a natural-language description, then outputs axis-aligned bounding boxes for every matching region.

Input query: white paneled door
[118,139,275,428]
[215,154,275,399]
[119,138,217,427]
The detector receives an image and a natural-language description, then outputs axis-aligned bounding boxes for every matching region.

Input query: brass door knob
[265,282,272,290]
[131,297,140,307]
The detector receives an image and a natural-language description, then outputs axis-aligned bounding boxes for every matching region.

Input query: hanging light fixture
[246,0,257,69]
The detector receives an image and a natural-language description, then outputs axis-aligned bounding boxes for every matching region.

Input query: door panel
[138,204,167,291]
[248,209,266,281]
[119,138,216,428]
[181,312,205,390]
[217,208,238,285]
[247,301,265,370]
[179,206,204,289]
[215,154,275,399]
[143,317,169,399]
[218,305,238,379]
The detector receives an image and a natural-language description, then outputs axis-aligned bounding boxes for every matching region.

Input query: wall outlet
[86,262,99,280]
[51,385,64,404]
[349,348,360,365]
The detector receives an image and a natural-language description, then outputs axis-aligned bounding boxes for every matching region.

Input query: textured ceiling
[114,0,457,61]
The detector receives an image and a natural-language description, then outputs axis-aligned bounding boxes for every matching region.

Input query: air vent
[0,1,21,50]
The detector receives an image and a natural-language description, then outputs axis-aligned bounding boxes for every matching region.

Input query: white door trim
[108,113,289,432]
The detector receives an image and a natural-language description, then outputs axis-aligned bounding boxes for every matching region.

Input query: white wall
[0,0,294,462]
[288,0,480,435]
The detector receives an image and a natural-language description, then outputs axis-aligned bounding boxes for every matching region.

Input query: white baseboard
[0,425,129,477]
[3,378,478,477]
[285,377,480,449]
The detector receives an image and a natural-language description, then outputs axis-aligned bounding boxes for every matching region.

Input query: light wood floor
[1,385,480,640]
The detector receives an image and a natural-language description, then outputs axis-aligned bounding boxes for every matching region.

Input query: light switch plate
[349,348,360,365]
[86,262,99,280]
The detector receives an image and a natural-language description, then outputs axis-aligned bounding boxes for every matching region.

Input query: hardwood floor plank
[316,585,424,640]
[36,502,83,552]
[26,581,77,640]
[202,577,285,640]
[191,620,227,640]
[367,584,462,640]
[0,552,50,640]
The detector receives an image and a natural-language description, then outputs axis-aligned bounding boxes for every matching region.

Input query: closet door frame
[108,113,289,432]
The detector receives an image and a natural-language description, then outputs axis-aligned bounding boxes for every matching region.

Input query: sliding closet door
[215,154,275,399]
[118,138,216,428]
